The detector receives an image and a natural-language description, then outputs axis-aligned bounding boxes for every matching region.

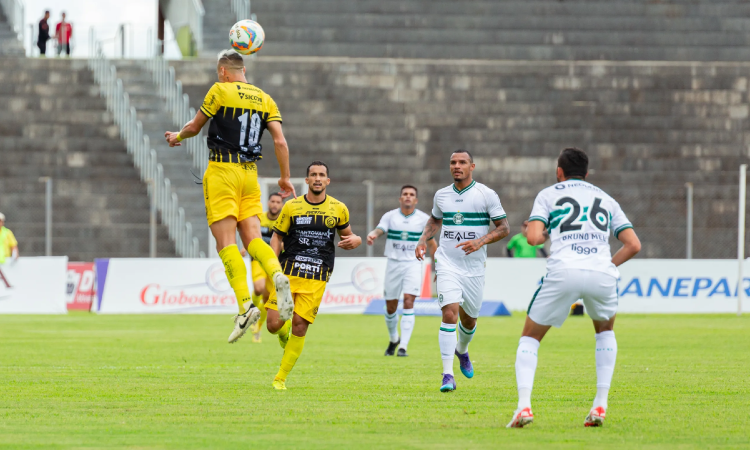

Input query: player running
[248,193,284,343]
[264,161,362,390]
[506,148,641,428]
[415,150,510,392]
[165,49,295,344]
[367,185,437,357]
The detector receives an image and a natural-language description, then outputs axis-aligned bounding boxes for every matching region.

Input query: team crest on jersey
[453,213,465,225]
[324,217,337,228]
[401,231,409,240]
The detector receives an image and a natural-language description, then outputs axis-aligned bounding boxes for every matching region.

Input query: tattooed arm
[415,215,442,261]
[456,217,510,256]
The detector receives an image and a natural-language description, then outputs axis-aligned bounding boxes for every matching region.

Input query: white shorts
[383,259,423,300]
[436,270,485,319]
[527,269,618,328]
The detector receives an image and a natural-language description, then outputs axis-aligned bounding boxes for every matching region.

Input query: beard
[309,186,325,195]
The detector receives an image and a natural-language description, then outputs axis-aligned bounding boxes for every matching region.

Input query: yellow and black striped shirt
[199,82,282,163]
[273,195,350,282]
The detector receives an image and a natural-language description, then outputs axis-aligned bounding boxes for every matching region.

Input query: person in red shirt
[54,12,72,57]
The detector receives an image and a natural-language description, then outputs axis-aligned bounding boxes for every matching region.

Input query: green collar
[400,209,416,218]
[452,180,476,195]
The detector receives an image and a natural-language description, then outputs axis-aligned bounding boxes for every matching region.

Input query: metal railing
[0,0,24,41]
[231,0,253,22]
[188,0,205,54]
[88,30,202,258]
[145,56,209,176]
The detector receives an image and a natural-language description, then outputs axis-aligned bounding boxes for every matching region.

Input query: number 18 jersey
[200,82,282,163]
[529,179,632,278]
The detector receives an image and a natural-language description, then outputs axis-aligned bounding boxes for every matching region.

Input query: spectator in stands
[0,213,19,265]
[37,10,50,57]
[507,220,547,258]
[54,12,72,57]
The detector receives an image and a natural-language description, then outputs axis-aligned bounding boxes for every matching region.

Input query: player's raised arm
[267,121,296,199]
[416,215,441,261]
[456,217,510,256]
[611,228,641,267]
[165,110,209,147]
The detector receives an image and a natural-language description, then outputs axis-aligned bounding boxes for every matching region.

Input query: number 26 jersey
[200,82,282,163]
[529,179,632,278]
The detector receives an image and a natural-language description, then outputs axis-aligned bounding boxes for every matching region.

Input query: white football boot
[228,305,260,343]
[584,406,606,427]
[274,272,294,321]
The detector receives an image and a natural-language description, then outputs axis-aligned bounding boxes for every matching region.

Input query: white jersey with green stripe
[529,179,632,278]
[376,208,431,261]
[431,180,506,276]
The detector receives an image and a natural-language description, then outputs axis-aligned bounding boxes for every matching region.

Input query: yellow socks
[271,319,291,336]
[247,238,282,285]
[275,334,305,382]
[219,245,251,315]
[251,293,267,329]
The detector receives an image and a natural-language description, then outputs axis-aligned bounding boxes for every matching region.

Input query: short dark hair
[268,192,283,200]
[307,160,329,177]
[216,49,245,72]
[558,147,588,179]
[451,149,473,163]
[400,185,418,197]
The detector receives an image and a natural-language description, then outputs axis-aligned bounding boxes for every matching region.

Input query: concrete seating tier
[168,57,750,258]
[0,58,176,260]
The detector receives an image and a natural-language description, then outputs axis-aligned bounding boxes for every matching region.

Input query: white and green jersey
[432,180,506,276]
[376,208,430,261]
[529,179,632,278]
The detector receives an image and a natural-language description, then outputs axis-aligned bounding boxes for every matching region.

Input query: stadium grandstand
[1,0,749,260]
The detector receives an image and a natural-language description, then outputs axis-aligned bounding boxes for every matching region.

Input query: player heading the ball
[506,148,641,429]
[367,185,437,357]
[165,49,296,344]
[415,150,510,392]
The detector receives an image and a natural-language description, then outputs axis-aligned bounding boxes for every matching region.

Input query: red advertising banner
[66,262,95,310]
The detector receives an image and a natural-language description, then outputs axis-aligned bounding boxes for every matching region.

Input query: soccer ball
[229,20,265,55]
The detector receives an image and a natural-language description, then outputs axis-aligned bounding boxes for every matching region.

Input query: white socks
[515,336,540,410]
[456,322,475,355]
[399,309,415,350]
[594,330,617,409]
[384,311,399,343]
[439,322,457,375]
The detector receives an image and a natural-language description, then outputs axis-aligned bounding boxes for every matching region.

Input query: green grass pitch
[0,312,748,449]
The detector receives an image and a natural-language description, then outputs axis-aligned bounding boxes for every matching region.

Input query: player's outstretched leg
[384,308,400,356]
[586,330,617,427]
[455,321,476,378]
[507,336,540,428]
[397,308,415,357]
[220,245,260,343]
[247,238,294,321]
[439,322,457,392]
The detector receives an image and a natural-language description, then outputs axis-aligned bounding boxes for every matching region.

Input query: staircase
[200,0,239,57]
[0,6,24,56]
[238,0,750,61]
[171,57,750,259]
[0,57,176,260]
[111,60,210,254]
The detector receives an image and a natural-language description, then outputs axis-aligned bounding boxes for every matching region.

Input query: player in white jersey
[507,148,641,429]
[367,185,437,357]
[416,150,510,392]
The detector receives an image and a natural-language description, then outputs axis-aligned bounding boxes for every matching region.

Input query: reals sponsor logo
[140,284,236,306]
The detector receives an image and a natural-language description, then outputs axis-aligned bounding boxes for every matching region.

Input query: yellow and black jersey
[200,82,282,163]
[273,195,350,282]
[259,211,277,244]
